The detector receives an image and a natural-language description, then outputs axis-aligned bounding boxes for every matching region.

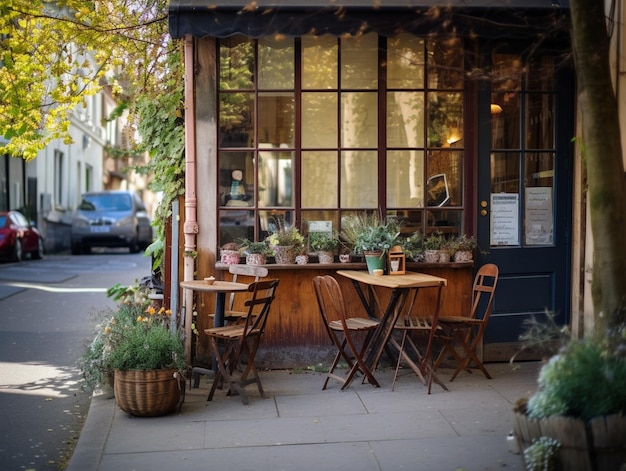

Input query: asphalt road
[0,250,152,470]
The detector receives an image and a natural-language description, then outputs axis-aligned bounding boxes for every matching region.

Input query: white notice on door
[525,187,553,245]
[490,193,519,246]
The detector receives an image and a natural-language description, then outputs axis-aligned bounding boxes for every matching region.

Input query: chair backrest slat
[227,264,269,310]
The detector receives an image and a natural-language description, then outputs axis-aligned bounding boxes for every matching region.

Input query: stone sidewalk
[68,362,540,471]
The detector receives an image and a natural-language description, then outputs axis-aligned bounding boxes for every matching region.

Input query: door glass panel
[525,93,554,149]
[302,92,337,148]
[491,92,520,149]
[258,150,293,207]
[387,92,425,148]
[302,35,338,89]
[258,36,294,89]
[341,92,378,148]
[524,152,554,246]
[387,150,424,207]
[302,151,338,208]
[340,151,378,208]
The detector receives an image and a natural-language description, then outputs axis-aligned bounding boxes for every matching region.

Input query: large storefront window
[217,33,465,245]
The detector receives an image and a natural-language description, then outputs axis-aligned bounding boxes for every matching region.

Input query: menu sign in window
[525,187,553,245]
[490,193,519,246]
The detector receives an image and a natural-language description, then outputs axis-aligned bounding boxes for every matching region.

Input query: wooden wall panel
[191,263,474,369]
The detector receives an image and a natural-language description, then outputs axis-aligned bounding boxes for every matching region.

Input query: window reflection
[258,150,293,207]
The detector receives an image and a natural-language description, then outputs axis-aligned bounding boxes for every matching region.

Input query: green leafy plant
[343,213,401,254]
[266,216,304,249]
[423,232,445,250]
[523,436,561,471]
[309,231,340,252]
[239,239,272,256]
[401,232,424,260]
[80,290,185,388]
[450,234,477,252]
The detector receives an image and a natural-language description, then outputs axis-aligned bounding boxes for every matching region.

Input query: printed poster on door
[525,187,553,245]
[490,193,519,246]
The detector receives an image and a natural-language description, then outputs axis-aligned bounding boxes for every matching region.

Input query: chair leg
[450,337,492,381]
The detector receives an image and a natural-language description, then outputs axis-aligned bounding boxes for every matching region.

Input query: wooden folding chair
[434,263,499,381]
[313,275,380,390]
[391,281,448,394]
[210,264,269,324]
[204,279,279,404]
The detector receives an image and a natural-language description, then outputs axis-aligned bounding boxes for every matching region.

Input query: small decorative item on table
[387,245,406,275]
[204,276,215,285]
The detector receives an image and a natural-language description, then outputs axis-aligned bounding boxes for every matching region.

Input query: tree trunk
[570,0,626,336]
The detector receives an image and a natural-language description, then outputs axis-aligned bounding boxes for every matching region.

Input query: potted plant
[266,216,305,264]
[309,231,339,264]
[341,213,401,274]
[240,239,271,266]
[423,232,445,263]
[511,316,626,470]
[80,284,186,417]
[401,231,424,262]
[450,234,477,262]
[220,242,241,265]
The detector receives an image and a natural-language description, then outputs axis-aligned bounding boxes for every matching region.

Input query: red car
[0,211,44,262]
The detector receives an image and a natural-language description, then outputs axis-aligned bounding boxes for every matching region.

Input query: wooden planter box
[514,411,626,470]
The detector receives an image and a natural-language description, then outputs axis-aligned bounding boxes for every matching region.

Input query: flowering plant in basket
[80,293,185,389]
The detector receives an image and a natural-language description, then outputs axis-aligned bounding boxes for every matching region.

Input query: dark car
[70,190,153,254]
[0,211,44,262]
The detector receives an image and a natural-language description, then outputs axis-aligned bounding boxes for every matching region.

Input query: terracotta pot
[246,253,266,265]
[317,250,334,264]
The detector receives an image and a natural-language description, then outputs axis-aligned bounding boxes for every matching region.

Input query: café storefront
[167,1,575,367]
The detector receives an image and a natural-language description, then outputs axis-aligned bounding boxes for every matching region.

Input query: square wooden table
[336,270,447,385]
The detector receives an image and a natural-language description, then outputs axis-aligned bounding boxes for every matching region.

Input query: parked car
[0,211,44,262]
[70,190,152,254]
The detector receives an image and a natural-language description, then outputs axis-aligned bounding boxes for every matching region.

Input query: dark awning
[169,0,570,40]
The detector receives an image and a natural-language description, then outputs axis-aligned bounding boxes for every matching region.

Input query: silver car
[71,190,152,254]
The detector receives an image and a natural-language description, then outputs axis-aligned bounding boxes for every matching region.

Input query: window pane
[526,56,555,91]
[341,92,378,148]
[427,150,463,207]
[302,92,338,148]
[525,93,554,149]
[341,151,378,208]
[258,36,294,89]
[219,92,254,148]
[219,151,255,207]
[302,211,339,236]
[302,35,338,89]
[258,92,294,147]
[387,92,424,148]
[491,92,521,149]
[387,150,424,207]
[302,151,338,208]
[491,152,520,193]
[428,92,463,148]
[387,34,425,89]
[427,36,464,89]
[259,210,295,240]
[426,209,462,238]
[219,210,254,245]
[219,36,253,90]
[258,150,294,207]
[341,33,378,89]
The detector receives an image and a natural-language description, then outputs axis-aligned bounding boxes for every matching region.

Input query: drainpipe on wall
[182,35,198,362]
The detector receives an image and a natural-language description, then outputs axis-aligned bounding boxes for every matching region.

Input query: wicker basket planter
[514,411,626,470]
[114,368,184,417]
